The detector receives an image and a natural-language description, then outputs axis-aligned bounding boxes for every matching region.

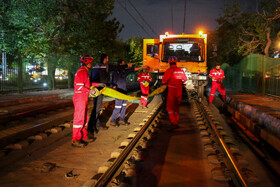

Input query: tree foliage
[126,37,143,66]
[213,2,243,66]
[238,0,280,56]
[212,0,280,66]
[0,0,123,91]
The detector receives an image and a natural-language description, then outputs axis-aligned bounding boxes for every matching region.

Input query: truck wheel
[198,85,204,99]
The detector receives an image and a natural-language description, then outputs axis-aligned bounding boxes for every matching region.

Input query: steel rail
[195,101,247,187]
[94,104,162,187]
[0,100,73,125]
[0,104,93,149]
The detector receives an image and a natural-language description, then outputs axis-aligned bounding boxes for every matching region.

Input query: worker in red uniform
[72,55,105,148]
[209,62,226,104]
[137,65,152,108]
[162,56,187,132]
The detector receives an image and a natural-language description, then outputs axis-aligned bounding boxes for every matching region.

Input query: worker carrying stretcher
[137,65,152,108]
[162,56,187,132]
[208,62,226,104]
[72,55,103,148]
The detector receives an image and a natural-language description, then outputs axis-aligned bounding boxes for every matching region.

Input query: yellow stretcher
[90,85,167,101]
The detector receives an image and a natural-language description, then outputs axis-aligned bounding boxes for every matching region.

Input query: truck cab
[143,32,208,100]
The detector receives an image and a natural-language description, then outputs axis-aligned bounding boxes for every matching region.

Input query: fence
[221,54,280,96]
[0,54,144,94]
[0,56,68,93]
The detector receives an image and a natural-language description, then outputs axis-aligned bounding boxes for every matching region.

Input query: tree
[126,37,143,66]
[214,1,243,66]
[49,0,123,88]
[0,0,52,92]
[213,0,280,66]
[238,0,280,56]
[1,0,124,91]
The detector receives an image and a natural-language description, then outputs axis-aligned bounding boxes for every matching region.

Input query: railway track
[193,101,246,186]
[84,97,279,187]
[0,89,139,171]
[0,99,116,169]
[84,100,163,186]
[0,93,279,187]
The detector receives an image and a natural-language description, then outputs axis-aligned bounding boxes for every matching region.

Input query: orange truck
[143,31,208,100]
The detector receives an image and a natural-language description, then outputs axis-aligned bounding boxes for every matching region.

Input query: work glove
[142,80,146,84]
[98,83,106,87]
[143,81,149,87]
[89,87,99,97]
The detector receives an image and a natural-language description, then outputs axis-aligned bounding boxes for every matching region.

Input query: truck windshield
[163,38,205,62]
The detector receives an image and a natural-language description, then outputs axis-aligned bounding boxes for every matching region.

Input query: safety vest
[209,69,225,81]
[74,66,91,94]
[137,72,152,85]
[162,65,187,87]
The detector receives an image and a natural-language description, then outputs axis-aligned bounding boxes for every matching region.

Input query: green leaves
[212,0,280,66]
[126,36,143,66]
[1,0,124,89]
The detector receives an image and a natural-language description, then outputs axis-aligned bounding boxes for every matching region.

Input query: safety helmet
[80,55,93,64]
[143,65,150,70]
[168,56,178,63]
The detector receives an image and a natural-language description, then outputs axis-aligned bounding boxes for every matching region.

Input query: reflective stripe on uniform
[168,85,176,88]
[78,86,83,90]
[173,71,184,74]
[115,105,122,109]
[210,94,215,95]
[73,125,83,128]
[75,91,82,93]
[76,83,84,85]
[122,103,127,106]
[141,96,147,100]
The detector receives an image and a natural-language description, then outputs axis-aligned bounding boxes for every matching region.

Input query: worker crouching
[162,56,187,132]
[72,55,100,148]
[137,65,152,108]
[209,63,226,104]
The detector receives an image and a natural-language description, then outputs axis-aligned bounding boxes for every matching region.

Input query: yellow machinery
[143,31,208,99]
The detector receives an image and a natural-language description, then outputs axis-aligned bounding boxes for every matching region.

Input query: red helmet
[168,56,178,63]
[80,55,93,64]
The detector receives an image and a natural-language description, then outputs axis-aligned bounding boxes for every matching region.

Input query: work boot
[167,125,180,132]
[109,122,118,127]
[72,140,86,148]
[82,137,96,143]
[98,126,109,130]
[142,105,148,109]
[119,121,130,126]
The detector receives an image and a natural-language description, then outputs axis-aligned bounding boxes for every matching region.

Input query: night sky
[113,0,259,40]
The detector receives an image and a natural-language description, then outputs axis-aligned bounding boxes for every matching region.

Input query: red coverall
[73,66,98,141]
[162,65,187,125]
[137,72,152,107]
[209,68,226,103]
